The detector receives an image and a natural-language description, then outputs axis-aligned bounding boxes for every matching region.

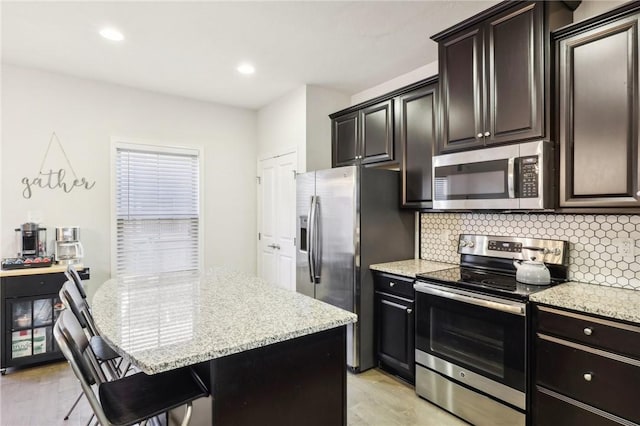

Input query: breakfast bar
[91,268,357,425]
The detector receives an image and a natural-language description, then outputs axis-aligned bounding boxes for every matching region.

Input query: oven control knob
[467,241,475,248]
[460,240,468,248]
[459,371,466,378]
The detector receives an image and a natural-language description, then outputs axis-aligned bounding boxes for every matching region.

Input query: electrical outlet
[613,238,635,262]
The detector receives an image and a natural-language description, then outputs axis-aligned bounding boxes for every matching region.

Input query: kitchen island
[91,268,357,425]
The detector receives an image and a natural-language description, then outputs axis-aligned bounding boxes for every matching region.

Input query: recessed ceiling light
[99,27,124,42]
[237,63,255,75]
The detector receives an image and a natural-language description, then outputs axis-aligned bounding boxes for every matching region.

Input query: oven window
[430,307,505,378]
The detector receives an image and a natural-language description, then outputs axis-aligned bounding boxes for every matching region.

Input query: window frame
[110,137,204,277]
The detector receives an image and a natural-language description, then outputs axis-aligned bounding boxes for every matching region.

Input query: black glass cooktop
[416,267,562,301]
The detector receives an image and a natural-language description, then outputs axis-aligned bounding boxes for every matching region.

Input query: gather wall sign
[21,132,96,199]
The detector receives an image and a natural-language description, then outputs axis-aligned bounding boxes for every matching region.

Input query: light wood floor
[0,362,467,426]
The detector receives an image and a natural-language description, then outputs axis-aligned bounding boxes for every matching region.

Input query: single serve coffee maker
[55,226,84,265]
[15,223,47,257]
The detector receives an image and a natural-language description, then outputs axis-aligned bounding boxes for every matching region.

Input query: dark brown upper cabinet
[331,100,394,167]
[398,80,438,209]
[433,1,573,154]
[556,3,640,209]
[332,111,359,167]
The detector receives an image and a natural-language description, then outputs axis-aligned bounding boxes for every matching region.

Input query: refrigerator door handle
[307,196,316,284]
[313,196,322,283]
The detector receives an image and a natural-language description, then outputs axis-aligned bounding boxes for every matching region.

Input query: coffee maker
[55,227,84,265]
[14,223,47,258]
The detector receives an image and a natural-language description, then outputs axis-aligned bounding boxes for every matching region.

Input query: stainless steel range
[414,234,569,426]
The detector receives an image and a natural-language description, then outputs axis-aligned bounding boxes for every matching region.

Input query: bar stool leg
[63,392,83,420]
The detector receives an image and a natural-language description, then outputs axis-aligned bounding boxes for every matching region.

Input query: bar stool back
[54,311,208,426]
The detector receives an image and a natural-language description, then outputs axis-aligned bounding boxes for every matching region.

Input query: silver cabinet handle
[476,133,483,138]
[507,158,515,199]
[389,282,395,287]
[268,244,277,249]
[583,327,593,336]
[583,373,593,382]
[484,131,491,137]
[406,308,412,314]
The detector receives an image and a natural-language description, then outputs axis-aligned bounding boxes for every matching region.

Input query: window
[113,143,201,276]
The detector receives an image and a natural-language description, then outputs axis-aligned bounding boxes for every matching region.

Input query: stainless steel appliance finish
[15,223,47,257]
[296,166,414,372]
[414,234,569,426]
[55,226,84,265]
[457,234,569,265]
[416,365,526,426]
[414,282,526,316]
[55,226,80,242]
[433,140,554,210]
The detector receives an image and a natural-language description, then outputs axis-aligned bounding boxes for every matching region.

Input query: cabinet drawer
[373,273,414,299]
[536,305,640,360]
[2,273,66,298]
[536,334,640,424]
[535,387,632,426]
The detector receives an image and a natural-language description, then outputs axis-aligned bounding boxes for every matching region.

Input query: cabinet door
[559,16,640,207]
[438,26,485,154]
[360,100,394,164]
[332,112,359,167]
[376,292,414,383]
[399,83,438,208]
[485,2,543,145]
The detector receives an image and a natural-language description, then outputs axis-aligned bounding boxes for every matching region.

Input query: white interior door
[258,152,297,290]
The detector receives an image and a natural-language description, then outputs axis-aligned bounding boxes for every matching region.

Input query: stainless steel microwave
[433,141,554,210]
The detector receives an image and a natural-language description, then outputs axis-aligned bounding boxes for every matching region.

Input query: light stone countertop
[530,281,640,324]
[369,259,458,278]
[91,268,357,375]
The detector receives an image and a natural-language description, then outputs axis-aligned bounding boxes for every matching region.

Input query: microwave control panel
[518,156,539,198]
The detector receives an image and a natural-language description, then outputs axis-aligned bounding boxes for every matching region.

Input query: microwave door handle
[508,158,515,198]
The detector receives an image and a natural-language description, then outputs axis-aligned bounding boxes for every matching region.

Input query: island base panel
[209,326,347,426]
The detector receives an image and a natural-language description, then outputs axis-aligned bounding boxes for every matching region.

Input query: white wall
[1,64,258,296]
[257,84,349,172]
[351,61,438,106]
[573,0,627,22]
[257,86,306,170]
[305,85,349,171]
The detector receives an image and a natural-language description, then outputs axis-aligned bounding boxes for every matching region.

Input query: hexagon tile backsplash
[420,213,640,290]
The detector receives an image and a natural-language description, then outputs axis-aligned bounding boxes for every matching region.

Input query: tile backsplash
[420,213,640,290]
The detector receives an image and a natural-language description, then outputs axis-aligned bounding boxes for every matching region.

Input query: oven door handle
[414,282,526,316]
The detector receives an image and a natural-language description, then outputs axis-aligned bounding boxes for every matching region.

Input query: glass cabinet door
[7,296,62,360]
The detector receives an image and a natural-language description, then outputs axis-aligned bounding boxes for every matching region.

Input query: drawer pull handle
[583,373,593,382]
[406,308,412,314]
[389,282,395,287]
[583,327,593,336]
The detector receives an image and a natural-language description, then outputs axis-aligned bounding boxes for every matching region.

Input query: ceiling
[1,1,499,110]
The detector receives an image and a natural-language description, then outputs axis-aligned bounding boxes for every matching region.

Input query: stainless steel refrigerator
[296,165,414,372]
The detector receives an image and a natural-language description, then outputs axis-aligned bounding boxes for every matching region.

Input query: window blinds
[115,147,200,276]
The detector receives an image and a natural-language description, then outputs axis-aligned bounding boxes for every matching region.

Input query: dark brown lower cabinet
[533,304,640,425]
[374,272,415,383]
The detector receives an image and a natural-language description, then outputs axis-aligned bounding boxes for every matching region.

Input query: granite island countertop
[92,268,357,374]
[369,259,457,278]
[530,281,640,324]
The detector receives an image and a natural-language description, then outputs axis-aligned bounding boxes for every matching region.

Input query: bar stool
[54,310,208,426]
[59,281,125,422]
